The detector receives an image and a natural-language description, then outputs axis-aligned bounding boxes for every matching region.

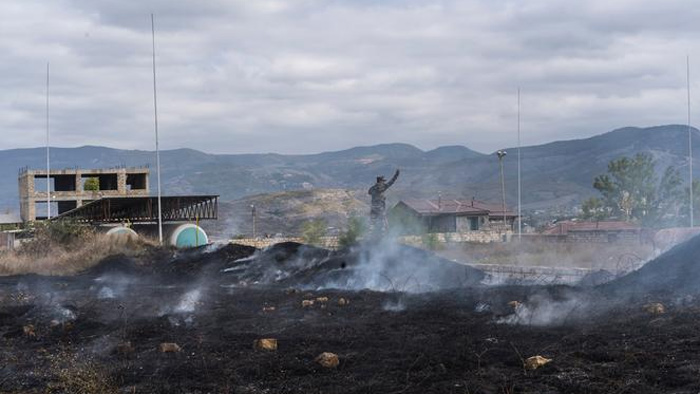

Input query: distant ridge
[0,125,698,212]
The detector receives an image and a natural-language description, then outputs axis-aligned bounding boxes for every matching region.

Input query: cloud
[1,0,700,154]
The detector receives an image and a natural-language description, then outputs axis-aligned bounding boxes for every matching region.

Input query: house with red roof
[389,198,518,235]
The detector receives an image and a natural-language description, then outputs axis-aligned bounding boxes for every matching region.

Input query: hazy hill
[204,189,368,238]
[1,125,698,214]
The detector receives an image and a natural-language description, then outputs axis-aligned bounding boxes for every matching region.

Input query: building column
[117,170,127,194]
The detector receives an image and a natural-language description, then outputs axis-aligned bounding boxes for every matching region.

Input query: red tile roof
[397,198,517,217]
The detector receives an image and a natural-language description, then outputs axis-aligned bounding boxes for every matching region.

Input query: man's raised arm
[386,169,400,188]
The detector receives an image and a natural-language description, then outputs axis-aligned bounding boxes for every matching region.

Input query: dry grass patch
[0,222,156,276]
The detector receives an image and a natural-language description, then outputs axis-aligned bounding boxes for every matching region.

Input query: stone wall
[232,236,340,250]
[231,230,510,251]
[400,230,512,246]
[521,230,646,244]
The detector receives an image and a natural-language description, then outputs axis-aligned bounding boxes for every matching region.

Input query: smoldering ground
[226,238,485,292]
[0,236,700,393]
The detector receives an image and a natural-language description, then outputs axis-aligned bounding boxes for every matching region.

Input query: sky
[1,0,699,154]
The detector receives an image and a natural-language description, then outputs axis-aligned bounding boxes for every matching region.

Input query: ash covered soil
[1,239,700,393]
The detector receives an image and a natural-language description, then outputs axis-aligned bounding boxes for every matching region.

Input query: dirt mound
[220,242,334,285]
[76,243,257,281]
[603,234,700,295]
[81,255,147,277]
[74,240,482,291]
[578,269,616,287]
[220,241,485,291]
[157,243,257,278]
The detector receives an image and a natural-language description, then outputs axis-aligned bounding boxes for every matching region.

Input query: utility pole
[517,88,522,240]
[251,204,257,238]
[46,62,51,219]
[151,14,163,244]
[497,150,507,232]
[688,55,694,228]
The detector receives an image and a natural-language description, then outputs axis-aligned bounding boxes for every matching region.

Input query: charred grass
[0,277,698,393]
[0,239,697,393]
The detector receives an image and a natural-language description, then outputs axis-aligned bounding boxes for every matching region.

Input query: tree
[83,177,100,191]
[679,179,700,226]
[301,219,326,246]
[652,165,684,225]
[588,153,682,226]
[580,197,608,221]
[338,216,367,248]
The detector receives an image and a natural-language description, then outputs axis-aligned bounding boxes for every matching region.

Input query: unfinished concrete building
[18,167,149,222]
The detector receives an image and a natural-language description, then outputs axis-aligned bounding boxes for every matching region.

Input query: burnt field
[1,238,700,393]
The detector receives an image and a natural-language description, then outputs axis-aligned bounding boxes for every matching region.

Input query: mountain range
[1,125,698,214]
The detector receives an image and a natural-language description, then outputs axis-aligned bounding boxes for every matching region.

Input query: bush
[19,220,94,257]
[83,177,100,191]
[338,216,367,248]
[421,232,441,251]
[301,219,327,246]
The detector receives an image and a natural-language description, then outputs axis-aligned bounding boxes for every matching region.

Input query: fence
[0,232,15,250]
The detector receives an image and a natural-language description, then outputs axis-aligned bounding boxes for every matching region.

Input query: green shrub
[338,216,367,248]
[301,219,327,246]
[19,220,94,257]
[83,177,100,191]
[421,232,441,251]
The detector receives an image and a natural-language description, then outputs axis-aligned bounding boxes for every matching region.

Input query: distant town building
[390,198,517,234]
[18,167,150,222]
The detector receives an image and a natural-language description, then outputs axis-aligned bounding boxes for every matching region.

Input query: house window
[469,217,479,231]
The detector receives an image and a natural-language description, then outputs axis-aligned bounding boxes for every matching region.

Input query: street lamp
[496,150,507,232]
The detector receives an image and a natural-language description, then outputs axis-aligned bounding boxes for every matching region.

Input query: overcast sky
[1,0,699,154]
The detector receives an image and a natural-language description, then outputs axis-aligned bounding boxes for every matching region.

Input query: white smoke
[203,241,229,254]
[54,305,76,322]
[98,287,115,299]
[497,294,587,326]
[382,298,406,312]
[94,274,139,299]
[175,289,202,313]
[315,234,473,292]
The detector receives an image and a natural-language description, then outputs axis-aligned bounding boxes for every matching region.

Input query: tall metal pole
[151,14,163,244]
[46,62,51,220]
[688,55,694,228]
[497,150,507,231]
[517,88,522,239]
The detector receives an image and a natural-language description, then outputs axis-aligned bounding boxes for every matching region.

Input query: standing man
[368,169,400,234]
